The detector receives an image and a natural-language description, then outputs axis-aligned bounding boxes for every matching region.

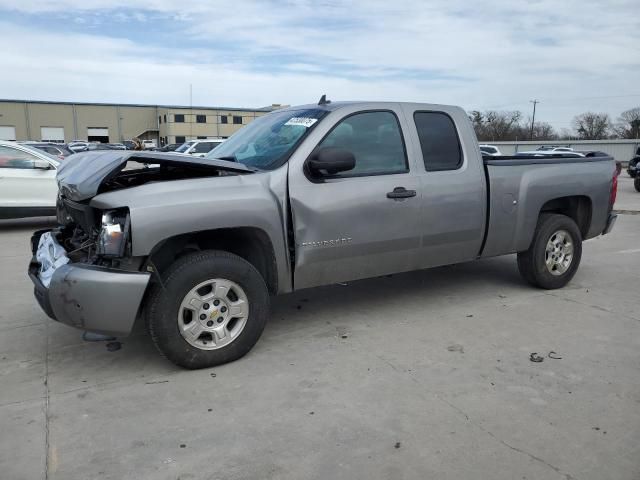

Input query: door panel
[0,146,58,208]
[289,108,423,289]
[401,105,486,268]
[290,173,421,288]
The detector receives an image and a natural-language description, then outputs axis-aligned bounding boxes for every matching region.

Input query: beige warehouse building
[0,99,283,146]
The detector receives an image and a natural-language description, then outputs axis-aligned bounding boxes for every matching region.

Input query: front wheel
[145,250,269,369]
[634,177,640,192]
[517,214,583,289]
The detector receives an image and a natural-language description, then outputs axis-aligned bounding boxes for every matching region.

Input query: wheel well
[539,196,592,237]
[148,228,278,294]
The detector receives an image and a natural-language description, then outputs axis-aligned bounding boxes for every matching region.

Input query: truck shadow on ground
[267,256,526,331]
[113,255,528,370]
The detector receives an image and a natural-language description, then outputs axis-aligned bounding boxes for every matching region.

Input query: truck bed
[480,153,615,258]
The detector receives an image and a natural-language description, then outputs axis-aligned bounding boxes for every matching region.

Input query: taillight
[58,154,65,161]
[609,170,618,209]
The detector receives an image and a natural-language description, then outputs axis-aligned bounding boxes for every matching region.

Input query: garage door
[0,126,16,141]
[41,127,65,143]
[87,127,109,143]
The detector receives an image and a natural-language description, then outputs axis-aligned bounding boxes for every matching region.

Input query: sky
[1,0,639,132]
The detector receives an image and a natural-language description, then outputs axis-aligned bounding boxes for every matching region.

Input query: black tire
[517,214,582,290]
[634,177,640,192]
[145,250,269,369]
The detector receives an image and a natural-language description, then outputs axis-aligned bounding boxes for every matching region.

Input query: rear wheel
[634,177,640,192]
[517,214,582,289]
[145,250,269,369]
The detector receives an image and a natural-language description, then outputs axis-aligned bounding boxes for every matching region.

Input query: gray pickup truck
[29,100,618,368]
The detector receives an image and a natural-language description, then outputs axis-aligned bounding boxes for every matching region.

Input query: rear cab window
[413,112,463,171]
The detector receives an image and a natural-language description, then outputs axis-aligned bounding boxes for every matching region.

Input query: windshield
[175,141,195,153]
[205,108,328,170]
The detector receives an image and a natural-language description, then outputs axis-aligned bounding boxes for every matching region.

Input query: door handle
[386,187,416,199]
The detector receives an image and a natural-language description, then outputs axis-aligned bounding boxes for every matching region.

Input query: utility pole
[189,84,193,141]
[529,99,539,140]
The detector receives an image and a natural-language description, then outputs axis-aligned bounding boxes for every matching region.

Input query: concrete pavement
[1,179,639,480]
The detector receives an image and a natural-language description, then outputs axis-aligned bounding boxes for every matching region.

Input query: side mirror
[308,147,355,177]
[33,159,52,170]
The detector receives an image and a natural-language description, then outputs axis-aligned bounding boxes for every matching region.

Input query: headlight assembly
[97,209,130,257]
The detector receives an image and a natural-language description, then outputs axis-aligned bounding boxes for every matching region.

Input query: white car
[142,140,157,150]
[0,141,59,219]
[479,144,502,156]
[174,139,225,157]
[536,146,574,153]
[516,150,584,158]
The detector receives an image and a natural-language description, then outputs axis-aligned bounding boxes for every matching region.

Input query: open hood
[57,151,253,201]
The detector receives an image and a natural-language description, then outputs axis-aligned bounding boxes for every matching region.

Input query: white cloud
[0,0,639,129]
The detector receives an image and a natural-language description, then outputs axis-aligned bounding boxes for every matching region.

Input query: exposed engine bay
[98,161,235,195]
[52,151,255,269]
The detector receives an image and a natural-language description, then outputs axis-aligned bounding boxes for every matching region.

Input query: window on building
[233,116,243,125]
[196,115,206,124]
[317,111,407,177]
[87,127,109,143]
[0,126,17,141]
[41,127,64,143]
[164,114,167,123]
[175,136,186,144]
[174,114,185,123]
[220,116,228,124]
[158,115,162,125]
[197,136,207,139]
[413,112,462,171]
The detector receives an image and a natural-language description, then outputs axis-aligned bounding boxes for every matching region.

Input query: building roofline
[0,98,277,112]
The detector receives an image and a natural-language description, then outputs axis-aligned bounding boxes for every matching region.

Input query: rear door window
[0,146,39,169]
[414,112,463,171]
[194,142,216,153]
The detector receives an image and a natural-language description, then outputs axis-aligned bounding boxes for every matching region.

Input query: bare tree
[613,107,640,139]
[483,110,522,141]
[572,112,611,140]
[518,119,557,140]
[468,110,486,139]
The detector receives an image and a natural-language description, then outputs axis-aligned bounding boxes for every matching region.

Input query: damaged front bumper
[28,230,151,337]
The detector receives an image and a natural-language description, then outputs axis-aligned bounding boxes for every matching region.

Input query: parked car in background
[123,140,136,150]
[0,140,59,219]
[516,150,585,158]
[107,143,127,150]
[29,100,618,368]
[157,143,181,152]
[20,142,75,160]
[174,139,225,157]
[479,144,502,156]
[67,141,90,153]
[86,143,127,151]
[142,140,157,150]
[628,146,640,191]
[536,146,574,152]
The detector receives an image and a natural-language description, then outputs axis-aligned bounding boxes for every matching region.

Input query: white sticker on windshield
[284,117,318,128]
